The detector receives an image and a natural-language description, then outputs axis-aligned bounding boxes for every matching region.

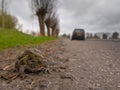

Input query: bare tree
[1,0,9,29]
[1,0,5,28]
[45,11,57,36]
[45,14,52,36]
[51,17,59,37]
[112,32,119,39]
[103,33,108,39]
[94,33,100,39]
[31,0,55,36]
[54,28,60,37]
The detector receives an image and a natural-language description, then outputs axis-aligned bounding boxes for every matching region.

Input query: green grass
[0,28,56,50]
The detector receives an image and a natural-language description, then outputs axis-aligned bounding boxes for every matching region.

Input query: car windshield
[74,29,84,33]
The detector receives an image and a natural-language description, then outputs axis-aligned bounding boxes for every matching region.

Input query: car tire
[71,37,74,40]
[82,37,85,40]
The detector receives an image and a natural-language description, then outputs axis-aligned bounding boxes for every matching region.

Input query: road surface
[59,39,120,90]
[0,38,120,90]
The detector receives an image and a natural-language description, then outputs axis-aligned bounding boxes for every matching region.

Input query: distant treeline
[0,10,18,29]
[86,32,120,39]
[62,32,120,39]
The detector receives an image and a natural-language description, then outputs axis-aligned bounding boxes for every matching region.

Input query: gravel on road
[0,38,120,90]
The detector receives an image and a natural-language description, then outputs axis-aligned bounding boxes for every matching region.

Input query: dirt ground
[0,38,120,90]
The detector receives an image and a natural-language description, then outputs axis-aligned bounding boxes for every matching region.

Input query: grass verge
[0,28,56,50]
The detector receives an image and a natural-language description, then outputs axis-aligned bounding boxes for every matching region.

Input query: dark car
[71,29,85,40]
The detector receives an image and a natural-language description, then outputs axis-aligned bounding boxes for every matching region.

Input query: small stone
[80,77,84,79]
[25,79,32,84]
[39,80,48,88]
[60,73,74,81]
[96,83,101,87]
[59,65,68,70]
[117,83,120,87]
[88,87,100,90]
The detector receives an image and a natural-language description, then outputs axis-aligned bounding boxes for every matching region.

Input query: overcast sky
[2,0,120,34]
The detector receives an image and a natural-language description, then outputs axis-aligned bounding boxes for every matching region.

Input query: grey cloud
[1,0,120,34]
[8,0,32,22]
[58,0,120,34]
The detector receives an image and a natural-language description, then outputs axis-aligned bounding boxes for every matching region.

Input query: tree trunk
[46,23,50,36]
[52,28,55,37]
[2,0,5,28]
[47,26,50,36]
[38,16,45,36]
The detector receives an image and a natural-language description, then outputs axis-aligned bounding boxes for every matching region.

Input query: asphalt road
[0,38,120,90]
[59,39,120,90]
